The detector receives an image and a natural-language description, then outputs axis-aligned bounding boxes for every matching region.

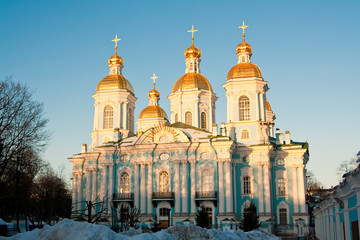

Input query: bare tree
[71,196,110,224]
[336,157,357,181]
[0,77,49,178]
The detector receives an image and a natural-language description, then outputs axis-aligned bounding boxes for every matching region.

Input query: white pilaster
[134,164,139,208]
[255,92,260,120]
[218,161,224,213]
[174,162,180,213]
[343,201,351,240]
[190,161,196,214]
[225,161,233,213]
[335,205,341,240]
[108,164,114,213]
[140,164,146,213]
[292,166,299,213]
[297,166,306,213]
[77,174,82,211]
[260,92,265,121]
[257,164,264,213]
[194,101,199,128]
[86,170,91,201]
[182,161,188,214]
[147,164,153,215]
[91,170,97,202]
[122,102,128,129]
[72,173,77,209]
[100,165,107,201]
[263,163,270,213]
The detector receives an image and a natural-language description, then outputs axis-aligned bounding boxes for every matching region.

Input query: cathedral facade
[69,24,309,235]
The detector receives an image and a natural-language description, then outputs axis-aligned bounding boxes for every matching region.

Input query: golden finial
[188,25,198,44]
[150,73,158,89]
[238,21,249,42]
[112,34,121,53]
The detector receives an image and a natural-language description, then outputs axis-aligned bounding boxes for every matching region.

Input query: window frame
[185,111,192,125]
[239,96,250,121]
[103,105,114,129]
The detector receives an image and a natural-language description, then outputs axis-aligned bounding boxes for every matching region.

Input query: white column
[335,205,341,240]
[218,161,224,213]
[147,164,153,215]
[194,101,199,128]
[292,166,299,214]
[108,165,114,214]
[182,161,188,214]
[260,92,265,121]
[122,102,128,129]
[174,161,180,213]
[190,161,196,214]
[117,101,121,128]
[91,170,97,202]
[77,174,82,211]
[93,102,99,130]
[343,201,351,240]
[100,165,107,201]
[329,209,334,240]
[255,92,260,121]
[230,93,234,121]
[86,170,91,201]
[134,164,139,209]
[297,166,306,213]
[72,173,77,209]
[140,164,146,213]
[226,93,230,122]
[225,161,233,213]
[257,164,264,213]
[263,163,271,213]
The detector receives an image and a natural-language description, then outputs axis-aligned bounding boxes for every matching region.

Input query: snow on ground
[0,219,280,240]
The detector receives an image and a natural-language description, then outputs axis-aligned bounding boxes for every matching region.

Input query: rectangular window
[278,178,286,196]
[160,208,170,216]
[243,176,251,194]
[279,208,287,225]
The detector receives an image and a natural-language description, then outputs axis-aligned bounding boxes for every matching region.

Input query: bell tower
[90,35,137,149]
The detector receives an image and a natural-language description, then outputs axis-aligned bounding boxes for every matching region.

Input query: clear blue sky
[1,0,359,187]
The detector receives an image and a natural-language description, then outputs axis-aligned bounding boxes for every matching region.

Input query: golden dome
[148,88,160,98]
[265,100,272,112]
[184,44,201,58]
[227,63,262,80]
[172,73,213,93]
[139,105,168,119]
[108,53,124,65]
[236,41,252,54]
[96,74,134,94]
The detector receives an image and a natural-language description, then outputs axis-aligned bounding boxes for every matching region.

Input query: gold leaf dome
[96,74,134,94]
[236,41,252,54]
[184,44,201,58]
[148,88,160,98]
[139,105,168,119]
[265,100,272,112]
[172,73,213,93]
[108,53,124,65]
[227,63,262,80]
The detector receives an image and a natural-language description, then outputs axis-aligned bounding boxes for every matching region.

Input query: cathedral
[69,23,309,236]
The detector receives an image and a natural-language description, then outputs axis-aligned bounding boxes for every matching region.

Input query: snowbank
[0,219,280,240]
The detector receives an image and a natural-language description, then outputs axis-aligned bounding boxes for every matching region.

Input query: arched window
[201,170,212,192]
[200,112,207,129]
[175,114,178,123]
[243,176,251,194]
[241,130,250,139]
[120,172,130,193]
[103,105,113,129]
[159,171,170,192]
[185,111,192,125]
[239,96,250,121]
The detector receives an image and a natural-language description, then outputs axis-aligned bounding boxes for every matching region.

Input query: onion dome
[184,44,201,58]
[108,53,124,65]
[148,88,160,98]
[227,63,262,80]
[139,105,168,119]
[236,41,252,54]
[96,75,134,93]
[172,73,213,93]
[265,100,272,112]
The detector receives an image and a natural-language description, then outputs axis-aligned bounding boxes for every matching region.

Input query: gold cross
[188,25,198,44]
[112,34,121,48]
[238,21,249,35]
[150,73,158,88]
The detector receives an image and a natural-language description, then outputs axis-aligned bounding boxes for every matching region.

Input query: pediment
[136,124,190,144]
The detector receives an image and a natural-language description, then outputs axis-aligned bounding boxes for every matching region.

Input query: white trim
[155,164,172,192]
[157,201,171,221]
[117,166,132,193]
[200,201,215,226]
[198,163,215,191]
[277,201,290,225]
[240,167,254,197]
